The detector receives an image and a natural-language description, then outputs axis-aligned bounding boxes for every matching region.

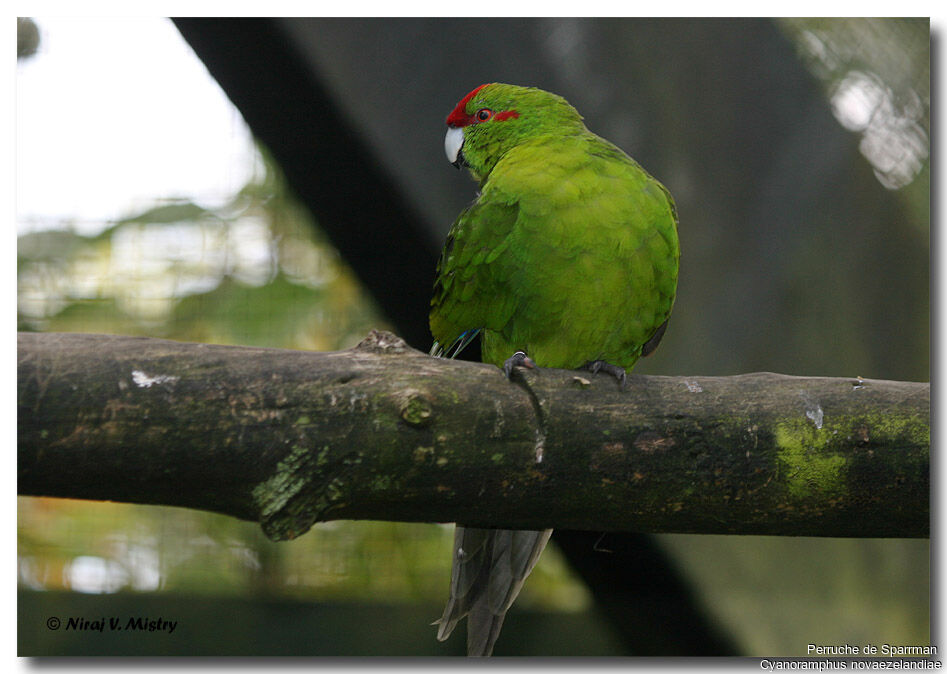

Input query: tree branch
[18,331,929,539]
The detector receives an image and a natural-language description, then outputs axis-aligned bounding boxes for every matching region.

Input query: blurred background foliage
[18,17,929,656]
[781,18,929,197]
[18,148,385,351]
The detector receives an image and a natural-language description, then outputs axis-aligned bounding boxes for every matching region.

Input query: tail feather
[436,526,552,656]
[436,527,491,641]
[466,601,507,657]
[431,334,549,656]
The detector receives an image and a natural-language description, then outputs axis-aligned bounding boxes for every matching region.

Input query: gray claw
[584,360,627,390]
[503,351,535,379]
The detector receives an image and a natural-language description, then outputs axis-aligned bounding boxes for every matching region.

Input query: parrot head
[445,83,585,181]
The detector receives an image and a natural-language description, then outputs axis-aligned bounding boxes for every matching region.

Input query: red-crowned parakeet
[430,83,679,656]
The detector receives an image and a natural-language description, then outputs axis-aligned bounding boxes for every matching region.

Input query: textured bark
[18,331,929,540]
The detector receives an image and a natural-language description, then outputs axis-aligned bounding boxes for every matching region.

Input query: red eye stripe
[446,84,489,127]
[446,84,520,127]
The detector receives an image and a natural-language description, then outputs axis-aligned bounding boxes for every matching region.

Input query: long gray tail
[435,526,552,656]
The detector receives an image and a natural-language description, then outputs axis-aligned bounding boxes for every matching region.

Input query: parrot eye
[475,108,493,122]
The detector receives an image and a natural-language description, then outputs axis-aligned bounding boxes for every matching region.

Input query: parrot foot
[583,360,627,390]
[503,351,536,379]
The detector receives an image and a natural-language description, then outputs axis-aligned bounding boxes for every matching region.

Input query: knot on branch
[397,389,434,428]
[355,330,410,354]
[253,444,358,541]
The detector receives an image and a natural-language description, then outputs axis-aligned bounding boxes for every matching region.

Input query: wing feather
[429,198,520,353]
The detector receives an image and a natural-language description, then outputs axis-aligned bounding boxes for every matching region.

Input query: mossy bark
[18,331,929,540]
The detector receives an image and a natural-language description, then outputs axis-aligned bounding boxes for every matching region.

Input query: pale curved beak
[444,126,464,168]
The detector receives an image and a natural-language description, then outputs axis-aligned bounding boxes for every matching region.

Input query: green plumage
[431,83,679,371]
[431,83,679,656]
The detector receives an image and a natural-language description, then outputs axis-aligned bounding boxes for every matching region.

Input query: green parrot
[430,83,680,656]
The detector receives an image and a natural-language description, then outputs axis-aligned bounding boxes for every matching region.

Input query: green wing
[431,132,679,371]
[429,196,520,353]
